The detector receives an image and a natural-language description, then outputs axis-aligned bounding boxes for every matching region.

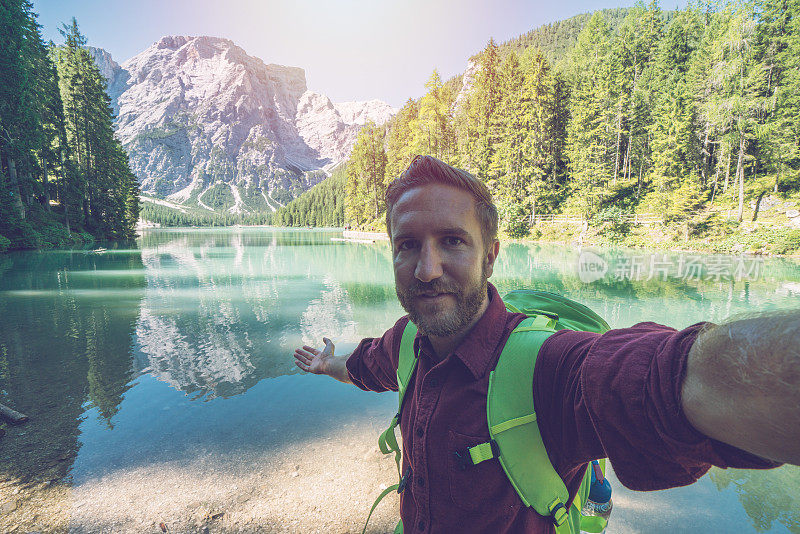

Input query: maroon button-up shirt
[346,284,778,533]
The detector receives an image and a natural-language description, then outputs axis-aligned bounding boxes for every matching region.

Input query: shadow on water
[1,229,799,533]
[0,248,144,484]
[68,371,397,483]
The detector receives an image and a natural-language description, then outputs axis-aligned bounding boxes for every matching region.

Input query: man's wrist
[320,354,335,376]
[326,354,353,383]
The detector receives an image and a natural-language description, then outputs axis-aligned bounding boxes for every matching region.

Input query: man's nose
[415,241,443,282]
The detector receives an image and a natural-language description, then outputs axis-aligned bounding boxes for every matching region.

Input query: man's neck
[428,294,491,359]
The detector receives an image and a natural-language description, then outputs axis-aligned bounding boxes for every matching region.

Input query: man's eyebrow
[393,227,471,240]
[436,227,471,237]
[391,232,417,241]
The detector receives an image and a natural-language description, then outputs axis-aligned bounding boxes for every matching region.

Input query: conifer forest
[0,1,139,252]
[334,0,800,253]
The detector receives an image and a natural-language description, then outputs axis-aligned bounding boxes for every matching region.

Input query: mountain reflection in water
[133,229,397,399]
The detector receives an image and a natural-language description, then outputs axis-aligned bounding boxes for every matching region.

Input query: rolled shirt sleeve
[345,316,410,393]
[535,322,781,492]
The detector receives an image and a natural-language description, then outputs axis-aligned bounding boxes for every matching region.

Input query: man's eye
[444,237,464,246]
[397,240,417,251]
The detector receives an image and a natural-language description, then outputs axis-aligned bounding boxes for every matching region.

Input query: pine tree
[0,1,88,246]
[0,0,42,221]
[648,8,703,204]
[491,51,528,236]
[521,50,562,221]
[490,49,562,236]
[410,70,456,163]
[462,39,502,180]
[689,2,730,197]
[345,122,387,228]
[754,0,800,193]
[700,3,767,221]
[565,12,614,218]
[55,18,139,238]
[548,71,570,190]
[385,99,419,181]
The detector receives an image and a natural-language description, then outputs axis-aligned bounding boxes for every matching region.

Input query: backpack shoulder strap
[460,315,573,530]
[368,320,418,534]
[376,319,417,468]
[490,313,607,533]
[378,319,417,455]
[397,319,418,406]
[489,316,575,528]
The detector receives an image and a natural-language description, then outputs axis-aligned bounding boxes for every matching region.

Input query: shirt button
[415,427,423,438]
[416,476,425,487]
[418,521,426,531]
[429,378,438,387]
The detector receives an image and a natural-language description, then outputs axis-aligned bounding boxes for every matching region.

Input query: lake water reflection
[0,227,798,533]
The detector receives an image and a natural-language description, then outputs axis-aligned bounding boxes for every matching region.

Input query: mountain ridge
[90,36,395,214]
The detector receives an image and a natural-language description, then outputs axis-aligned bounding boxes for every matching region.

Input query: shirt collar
[414,283,508,380]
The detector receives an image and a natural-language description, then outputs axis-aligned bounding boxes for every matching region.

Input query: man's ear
[484,239,500,278]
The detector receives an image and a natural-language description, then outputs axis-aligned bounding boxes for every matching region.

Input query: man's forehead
[391,184,477,221]
[391,186,479,238]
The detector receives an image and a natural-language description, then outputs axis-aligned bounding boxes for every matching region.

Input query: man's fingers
[296,348,317,359]
[293,341,332,374]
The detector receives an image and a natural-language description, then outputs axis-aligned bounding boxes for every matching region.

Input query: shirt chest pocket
[447,429,519,513]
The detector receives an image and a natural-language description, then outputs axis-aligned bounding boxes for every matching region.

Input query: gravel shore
[1,421,401,533]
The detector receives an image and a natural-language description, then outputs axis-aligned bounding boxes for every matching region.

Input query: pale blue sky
[33,0,685,108]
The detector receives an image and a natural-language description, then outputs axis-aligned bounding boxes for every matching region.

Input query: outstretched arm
[682,312,800,465]
[294,337,352,384]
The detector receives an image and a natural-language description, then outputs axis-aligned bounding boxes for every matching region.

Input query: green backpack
[364,290,611,534]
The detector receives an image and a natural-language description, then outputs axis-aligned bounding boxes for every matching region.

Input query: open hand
[294,337,335,375]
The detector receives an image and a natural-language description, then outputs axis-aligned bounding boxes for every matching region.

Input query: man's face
[390,183,498,338]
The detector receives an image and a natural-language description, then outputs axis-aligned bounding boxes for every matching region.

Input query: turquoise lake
[0,227,798,533]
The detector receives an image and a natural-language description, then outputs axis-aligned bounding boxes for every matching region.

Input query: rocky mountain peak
[155,35,193,50]
[335,100,397,126]
[87,46,122,84]
[92,37,394,214]
[454,59,479,109]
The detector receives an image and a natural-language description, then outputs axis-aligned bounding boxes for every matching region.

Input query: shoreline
[6,224,798,259]
[336,228,800,258]
[507,235,800,258]
[341,230,390,242]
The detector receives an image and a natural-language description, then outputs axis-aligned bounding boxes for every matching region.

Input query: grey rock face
[87,46,122,83]
[93,37,395,213]
[455,59,479,109]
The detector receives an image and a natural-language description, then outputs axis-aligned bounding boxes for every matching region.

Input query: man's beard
[396,268,488,338]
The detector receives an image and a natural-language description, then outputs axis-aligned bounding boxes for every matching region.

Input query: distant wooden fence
[533,213,661,226]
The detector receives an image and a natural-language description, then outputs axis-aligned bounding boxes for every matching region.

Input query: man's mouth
[415,291,451,300]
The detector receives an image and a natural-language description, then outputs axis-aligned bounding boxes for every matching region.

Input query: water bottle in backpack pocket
[580,460,613,533]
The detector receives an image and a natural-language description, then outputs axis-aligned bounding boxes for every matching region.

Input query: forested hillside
[138,201,272,227]
[502,8,640,66]
[272,165,347,227]
[0,2,140,251]
[338,0,800,253]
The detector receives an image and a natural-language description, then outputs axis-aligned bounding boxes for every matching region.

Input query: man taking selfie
[294,155,799,533]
